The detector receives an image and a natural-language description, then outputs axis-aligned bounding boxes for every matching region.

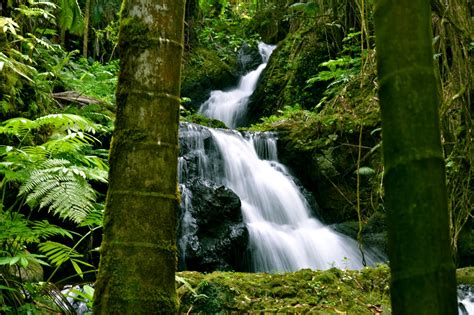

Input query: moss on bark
[93,0,185,313]
[374,0,457,313]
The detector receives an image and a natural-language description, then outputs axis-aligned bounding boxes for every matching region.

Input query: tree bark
[374,1,457,314]
[93,0,185,313]
[83,0,90,58]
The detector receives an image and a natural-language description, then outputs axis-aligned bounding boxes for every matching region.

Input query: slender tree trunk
[374,1,457,314]
[185,0,200,50]
[60,28,66,47]
[93,0,185,313]
[83,0,90,58]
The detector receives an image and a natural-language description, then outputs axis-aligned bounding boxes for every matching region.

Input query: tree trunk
[83,0,90,59]
[374,1,457,314]
[185,0,200,50]
[93,0,185,313]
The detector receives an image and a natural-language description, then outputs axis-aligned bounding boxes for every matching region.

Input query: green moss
[119,18,151,50]
[181,113,227,129]
[457,267,474,285]
[177,266,392,314]
[181,48,238,109]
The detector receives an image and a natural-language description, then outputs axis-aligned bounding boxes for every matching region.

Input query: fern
[78,207,104,227]
[0,17,20,35]
[31,220,73,240]
[0,114,98,138]
[38,241,93,278]
[38,241,82,266]
[0,212,73,270]
[19,161,97,223]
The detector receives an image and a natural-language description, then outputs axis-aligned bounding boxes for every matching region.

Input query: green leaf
[0,256,17,265]
[9,256,20,266]
[71,259,83,279]
[355,167,376,176]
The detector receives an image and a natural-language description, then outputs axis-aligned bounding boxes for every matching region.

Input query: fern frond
[79,166,108,183]
[19,160,97,223]
[78,207,104,227]
[0,114,97,138]
[0,213,36,244]
[31,220,73,240]
[38,241,82,267]
[0,117,37,137]
[43,132,94,157]
[35,114,96,133]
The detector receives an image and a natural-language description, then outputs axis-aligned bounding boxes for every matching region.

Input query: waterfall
[210,128,382,271]
[199,43,276,128]
[180,41,384,272]
[178,123,383,271]
[459,285,474,315]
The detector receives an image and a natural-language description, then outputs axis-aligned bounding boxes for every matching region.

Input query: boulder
[178,179,248,272]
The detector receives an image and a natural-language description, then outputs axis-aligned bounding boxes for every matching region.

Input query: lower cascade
[178,123,384,272]
[459,285,474,315]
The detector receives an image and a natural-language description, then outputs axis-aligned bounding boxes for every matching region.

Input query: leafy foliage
[1,113,108,223]
[56,0,84,35]
[0,112,108,311]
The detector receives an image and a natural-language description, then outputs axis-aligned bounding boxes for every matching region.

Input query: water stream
[210,128,382,271]
[199,43,276,128]
[177,42,474,313]
[181,42,383,271]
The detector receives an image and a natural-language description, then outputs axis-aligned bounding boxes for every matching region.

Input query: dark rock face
[331,211,388,256]
[178,123,249,272]
[237,43,263,75]
[178,179,248,272]
[181,48,239,110]
[245,24,340,126]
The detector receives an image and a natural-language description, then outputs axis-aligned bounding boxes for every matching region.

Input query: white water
[193,42,384,271]
[209,128,381,271]
[199,43,276,128]
[459,285,474,315]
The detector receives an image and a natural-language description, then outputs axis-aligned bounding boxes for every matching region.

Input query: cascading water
[458,285,474,315]
[199,43,276,128]
[178,122,384,271]
[179,42,386,271]
[210,128,382,271]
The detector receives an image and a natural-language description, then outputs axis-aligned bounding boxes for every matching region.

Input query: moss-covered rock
[177,266,473,313]
[245,23,342,126]
[457,267,474,285]
[177,266,391,314]
[181,48,238,110]
[250,0,292,43]
[261,109,382,224]
[181,113,228,129]
[332,211,388,255]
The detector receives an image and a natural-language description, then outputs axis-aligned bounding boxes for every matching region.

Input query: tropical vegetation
[0,0,472,313]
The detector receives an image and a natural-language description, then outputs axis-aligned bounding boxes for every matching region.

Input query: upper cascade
[199,42,276,128]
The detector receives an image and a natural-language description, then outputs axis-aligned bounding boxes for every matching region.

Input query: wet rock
[181,48,239,110]
[178,179,248,272]
[237,43,263,75]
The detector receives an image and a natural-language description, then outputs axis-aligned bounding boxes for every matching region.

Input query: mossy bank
[177,266,474,314]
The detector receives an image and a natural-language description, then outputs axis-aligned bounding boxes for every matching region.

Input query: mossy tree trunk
[374,1,457,314]
[185,0,200,49]
[82,0,90,58]
[93,0,185,313]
